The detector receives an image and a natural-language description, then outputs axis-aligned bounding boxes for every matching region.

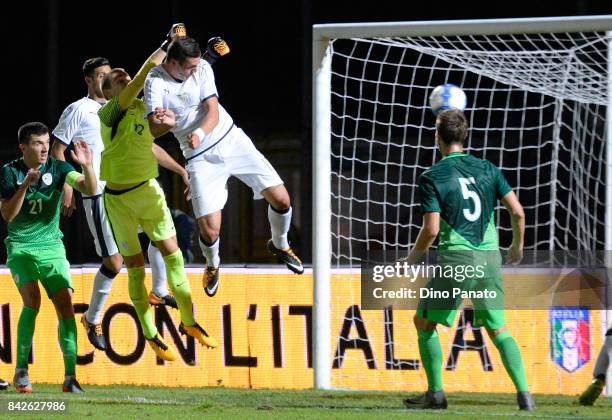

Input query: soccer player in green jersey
[97,24,217,362]
[403,109,534,410]
[0,122,97,393]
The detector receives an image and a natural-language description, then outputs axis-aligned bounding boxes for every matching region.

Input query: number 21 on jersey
[458,177,481,222]
[28,198,42,214]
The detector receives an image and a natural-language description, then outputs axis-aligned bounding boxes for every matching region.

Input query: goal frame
[312,15,612,391]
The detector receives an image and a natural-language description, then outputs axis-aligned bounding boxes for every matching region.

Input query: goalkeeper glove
[202,37,230,65]
[161,23,187,52]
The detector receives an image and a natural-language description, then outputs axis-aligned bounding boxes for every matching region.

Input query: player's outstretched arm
[118,24,187,110]
[69,140,97,196]
[152,142,187,179]
[152,143,190,200]
[0,169,40,223]
[501,191,525,265]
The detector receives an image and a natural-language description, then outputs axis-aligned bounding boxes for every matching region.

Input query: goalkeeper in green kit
[1,122,97,393]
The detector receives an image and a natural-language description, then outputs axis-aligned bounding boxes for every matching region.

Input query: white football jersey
[53,97,105,196]
[145,59,234,160]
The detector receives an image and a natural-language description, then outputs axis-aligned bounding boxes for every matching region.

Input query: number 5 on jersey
[458,177,481,222]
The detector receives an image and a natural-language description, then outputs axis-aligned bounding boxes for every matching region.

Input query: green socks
[18,306,77,377]
[58,318,77,376]
[16,306,38,369]
[128,266,157,339]
[418,329,443,392]
[163,250,195,326]
[493,330,528,392]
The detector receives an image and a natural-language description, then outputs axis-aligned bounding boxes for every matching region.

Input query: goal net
[313,17,612,392]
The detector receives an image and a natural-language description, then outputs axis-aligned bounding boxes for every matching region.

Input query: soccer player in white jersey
[579,327,612,405]
[145,37,303,297]
[52,57,189,350]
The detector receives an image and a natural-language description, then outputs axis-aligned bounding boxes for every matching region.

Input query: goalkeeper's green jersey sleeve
[0,157,76,251]
[98,96,158,184]
[418,152,511,251]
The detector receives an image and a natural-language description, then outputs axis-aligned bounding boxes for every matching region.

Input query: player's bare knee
[413,314,436,331]
[197,220,220,243]
[267,187,291,210]
[103,253,123,274]
[486,325,507,340]
[413,314,421,329]
[56,305,75,320]
[272,194,291,211]
[51,288,74,319]
[261,185,290,210]
[24,295,41,312]
[199,227,219,243]
[19,283,41,311]
[123,253,145,268]
[154,237,180,256]
[28,300,41,312]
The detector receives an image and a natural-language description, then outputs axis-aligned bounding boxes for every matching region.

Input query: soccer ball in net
[429,83,467,114]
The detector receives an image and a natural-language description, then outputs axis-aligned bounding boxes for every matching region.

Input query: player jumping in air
[144,36,303,298]
[579,328,612,405]
[98,24,217,361]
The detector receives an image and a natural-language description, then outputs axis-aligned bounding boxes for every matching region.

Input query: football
[429,83,467,114]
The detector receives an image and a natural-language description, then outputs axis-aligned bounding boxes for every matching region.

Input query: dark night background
[0,0,611,265]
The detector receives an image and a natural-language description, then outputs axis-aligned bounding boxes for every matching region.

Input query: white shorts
[187,127,283,218]
[82,193,120,258]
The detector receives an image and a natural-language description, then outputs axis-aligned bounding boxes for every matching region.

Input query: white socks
[593,335,612,379]
[199,236,220,268]
[148,242,170,298]
[268,205,292,249]
[85,266,116,324]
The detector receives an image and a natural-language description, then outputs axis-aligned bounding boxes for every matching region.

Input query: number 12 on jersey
[458,177,481,222]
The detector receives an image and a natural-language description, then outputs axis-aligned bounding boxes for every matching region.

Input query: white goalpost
[313,16,612,391]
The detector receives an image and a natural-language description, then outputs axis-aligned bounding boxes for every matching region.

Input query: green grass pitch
[0,385,610,419]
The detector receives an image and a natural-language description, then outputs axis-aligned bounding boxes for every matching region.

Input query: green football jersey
[0,157,75,251]
[418,152,512,250]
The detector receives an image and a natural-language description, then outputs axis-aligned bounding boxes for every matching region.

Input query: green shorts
[103,179,176,257]
[7,245,72,298]
[416,251,505,330]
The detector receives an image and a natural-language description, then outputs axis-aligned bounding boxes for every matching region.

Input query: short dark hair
[18,122,49,144]
[167,37,201,64]
[82,57,110,78]
[101,68,127,98]
[436,109,468,146]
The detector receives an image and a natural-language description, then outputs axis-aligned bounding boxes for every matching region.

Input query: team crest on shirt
[549,307,590,372]
[42,173,52,186]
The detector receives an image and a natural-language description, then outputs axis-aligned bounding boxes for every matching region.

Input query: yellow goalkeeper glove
[161,23,187,52]
[203,37,230,65]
